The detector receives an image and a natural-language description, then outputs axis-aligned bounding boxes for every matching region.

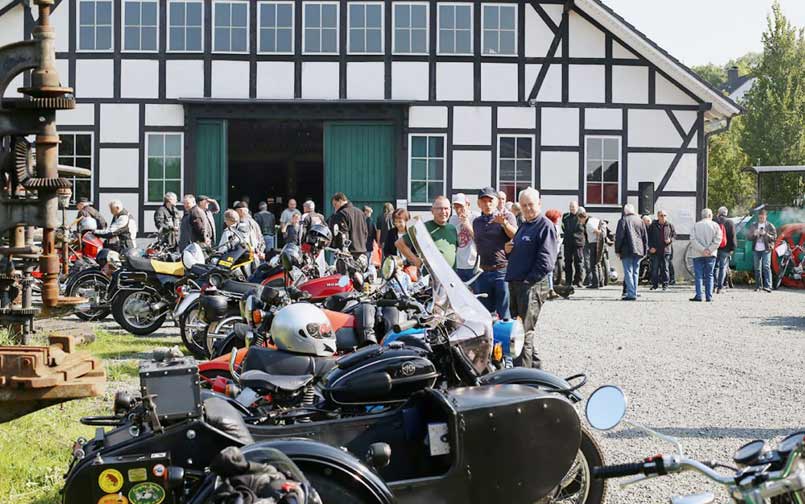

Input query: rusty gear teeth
[22,176,72,189]
[14,138,34,184]
[15,96,75,110]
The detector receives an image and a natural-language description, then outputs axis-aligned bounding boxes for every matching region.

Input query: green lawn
[0,329,180,504]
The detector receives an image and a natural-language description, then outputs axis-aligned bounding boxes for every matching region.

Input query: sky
[602,0,805,66]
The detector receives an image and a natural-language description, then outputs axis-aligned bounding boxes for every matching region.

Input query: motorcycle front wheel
[111,289,167,335]
[179,300,210,359]
[67,271,111,321]
[547,427,606,504]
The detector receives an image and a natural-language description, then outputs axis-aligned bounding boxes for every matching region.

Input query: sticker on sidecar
[127,468,147,482]
[128,482,166,504]
[98,494,128,504]
[98,469,124,493]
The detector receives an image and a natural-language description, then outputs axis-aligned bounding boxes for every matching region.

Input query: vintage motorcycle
[586,385,805,503]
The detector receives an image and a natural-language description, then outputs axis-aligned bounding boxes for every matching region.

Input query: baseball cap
[197,195,210,202]
[478,187,497,199]
[77,197,90,204]
[451,193,467,206]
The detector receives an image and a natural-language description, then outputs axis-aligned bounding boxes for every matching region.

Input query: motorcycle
[585,385,805,503]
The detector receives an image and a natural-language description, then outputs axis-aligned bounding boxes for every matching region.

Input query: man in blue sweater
[504,187,558,369]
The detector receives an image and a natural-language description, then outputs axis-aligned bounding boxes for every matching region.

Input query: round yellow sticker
[98,494,128,504]
[98,468,124,493]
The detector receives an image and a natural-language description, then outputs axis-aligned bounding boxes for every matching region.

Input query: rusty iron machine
[0,0,105,422]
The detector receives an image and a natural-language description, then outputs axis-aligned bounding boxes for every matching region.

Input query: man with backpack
[715,206,736,293]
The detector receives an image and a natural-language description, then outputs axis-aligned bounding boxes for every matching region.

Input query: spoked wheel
[111,290,167,335]
[548,428,606,504]
[179,300,209,359]
[67,272,111,321]
[683,242,695,279]
[772,224,805,289]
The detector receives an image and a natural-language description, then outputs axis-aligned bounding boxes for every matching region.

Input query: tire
[179,300,210,359]
[66,271,111,321]
[305,471,374,504]
[774,259,788,290]
[683,242,695,278]
[111,289,167,335]
[548,427,606,504]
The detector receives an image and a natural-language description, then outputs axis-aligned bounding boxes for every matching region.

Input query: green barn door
[195,119,228,232]
[324,123,395,217]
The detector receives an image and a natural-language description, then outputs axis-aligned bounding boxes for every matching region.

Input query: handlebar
[592,462,651,479]
[393,319,419,333]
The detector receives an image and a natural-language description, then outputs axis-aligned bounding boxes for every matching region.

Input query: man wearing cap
[449,193,479,282]
[396,196,457,268]
[197,195,220,244]
[74,197,107,230]
[473,187,517,319]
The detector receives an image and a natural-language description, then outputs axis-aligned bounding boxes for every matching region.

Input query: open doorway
[227,119,324,216]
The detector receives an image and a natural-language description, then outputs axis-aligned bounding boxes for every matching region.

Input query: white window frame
[302,1,340,55]
[481,3,517,56]
[258,1,295,55]
[437,2,473,56]
[167,0,205,53]
[391,1,429,55]
[407,133,447,205]
[496,134,535,198]
[583,135,622,207]
[58,131,94,205]
[77,0,114,52]
[212,0,250,54]
[122,0,160,53]
[145,132,185,205]
[347,2,384,55]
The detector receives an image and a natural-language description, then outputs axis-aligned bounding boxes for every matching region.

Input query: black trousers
[564,245,584,285]
[651,254,670,287]
[509,279,548,369]
[584,243,600,287]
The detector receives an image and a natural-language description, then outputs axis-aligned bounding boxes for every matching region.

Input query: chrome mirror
[586,385,627,431]
[381,256,396,280]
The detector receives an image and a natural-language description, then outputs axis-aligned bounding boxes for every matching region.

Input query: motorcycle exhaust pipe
[149,301,168,312]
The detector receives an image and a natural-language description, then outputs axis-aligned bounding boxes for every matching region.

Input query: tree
[740,1,805,205]
[707,116,755,214]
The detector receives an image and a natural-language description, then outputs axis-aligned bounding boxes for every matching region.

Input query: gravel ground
[539,283,805,503]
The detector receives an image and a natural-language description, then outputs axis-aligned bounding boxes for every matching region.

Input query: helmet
[609,267,619,282]
[199,292,229,323]
[271,304,336,357]
[305,224,332,250]
[280,243,301,272]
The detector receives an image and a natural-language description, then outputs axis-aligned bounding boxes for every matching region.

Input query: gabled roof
[577,0,742,121]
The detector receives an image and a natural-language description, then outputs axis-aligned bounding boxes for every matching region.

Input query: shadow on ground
[604,426,800,440]
[755,315,805,330]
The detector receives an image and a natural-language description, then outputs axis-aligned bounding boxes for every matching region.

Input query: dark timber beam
[655,121,698,195]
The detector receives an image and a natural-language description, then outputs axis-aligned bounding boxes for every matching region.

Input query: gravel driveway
[539,284,805,503]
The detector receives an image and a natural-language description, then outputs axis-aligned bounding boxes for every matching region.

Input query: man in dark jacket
[254,201,276,251]
[505,187,557,369]
[178,194,209,251]
[154,192,180,249]
[75,197,107,230]
[715,206,737,293]
[615,203,648,301]
[330,192,368,257]
[562,201,585,287]
[647,210,675,291]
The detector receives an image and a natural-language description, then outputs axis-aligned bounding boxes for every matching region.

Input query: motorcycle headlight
[508,319,525,358]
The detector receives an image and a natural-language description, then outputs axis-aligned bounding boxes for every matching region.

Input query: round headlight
[508,319,525,358]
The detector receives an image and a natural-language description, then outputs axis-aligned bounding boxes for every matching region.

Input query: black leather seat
[126,253,155,272]
[222,279,260,296]
[241,347,336,379]
[204,396,254,445]
[239,369,313,393]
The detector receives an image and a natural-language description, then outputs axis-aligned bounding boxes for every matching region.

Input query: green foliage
[692,53,761,91]
[740,2,805,206]
[708,116,755,214]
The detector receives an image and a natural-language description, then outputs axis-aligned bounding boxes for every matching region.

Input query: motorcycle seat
[126,254,155,272]
[242,346,336,379]
[151,260,185,276]
[221,279,260,296]
[203,396,254,445]
[240,369,313,393]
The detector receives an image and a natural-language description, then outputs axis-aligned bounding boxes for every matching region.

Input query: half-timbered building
[0,0,741,239]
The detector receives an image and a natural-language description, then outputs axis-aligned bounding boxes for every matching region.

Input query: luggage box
[139,357,202,422]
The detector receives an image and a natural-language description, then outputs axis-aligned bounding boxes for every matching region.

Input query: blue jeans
[621,255,640,299]
[475,269,511,319]
[546,271,554,290]
[693,256,717,300]
[456,268,476,283]
[263,234,275,251]
[753,250,771,289]
[715,250,731,289]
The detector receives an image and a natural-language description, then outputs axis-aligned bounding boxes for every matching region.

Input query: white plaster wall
[436,62,473,101]
[0,4,23,47]
[166,60,205,99]
[672,110,698,147]
[98,193,140,228]
[612,40,637,59]
[391,61,429,101]
[302,62,339,99]
[481,63,517,102]
[541,5,563,29]
[568,65,605,103]
[525,64,562,102]
[100,103,139,143]
[347,62,384,100]
[143,210,157,233]
[655,196,696,235]
[121,59,159,99]
[540,194,577,213]
[498,107,535,129]
[99,148,139,188]
[52,0,71,52]
[56,58,70,87]
[541,151,579,191]
[257,62,295,99]
[524,5,559,58]
[408,106,447,128]
[541,107,579,146]
[452,151,491,189]
[3,74,23,99]
[627,152,672,191]
[76,59,114,98]
[612,65,648,104]
[628,109,686,149]
[453,107,492,145]
[585,108,622,130]
[664,154,697,192]
[656,74,697,106]
[211,61,250,99]
[58,102,95,125]
[145,104,184,127]
[568,11,605,58]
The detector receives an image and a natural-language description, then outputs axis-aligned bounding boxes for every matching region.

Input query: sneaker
[689,297,702,302]
[621,297,636,301]
[705,299,713,302]
[755,288,760,292]
[649,286,658,291]
[662,285,667,291]
[715,288,721,294]
[763,287,772,293]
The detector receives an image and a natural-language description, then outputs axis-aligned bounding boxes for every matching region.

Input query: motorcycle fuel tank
[300,274,353,301]
[322,344,439,406]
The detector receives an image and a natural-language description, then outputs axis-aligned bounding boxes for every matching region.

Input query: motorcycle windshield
[408,219,493,372]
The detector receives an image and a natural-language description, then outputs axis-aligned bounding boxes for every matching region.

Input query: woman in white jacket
[689,208,723,302]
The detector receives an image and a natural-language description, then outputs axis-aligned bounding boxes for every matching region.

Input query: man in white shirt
[449,193,479,282]
[578,208,601,288]
[689,208,723,302]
